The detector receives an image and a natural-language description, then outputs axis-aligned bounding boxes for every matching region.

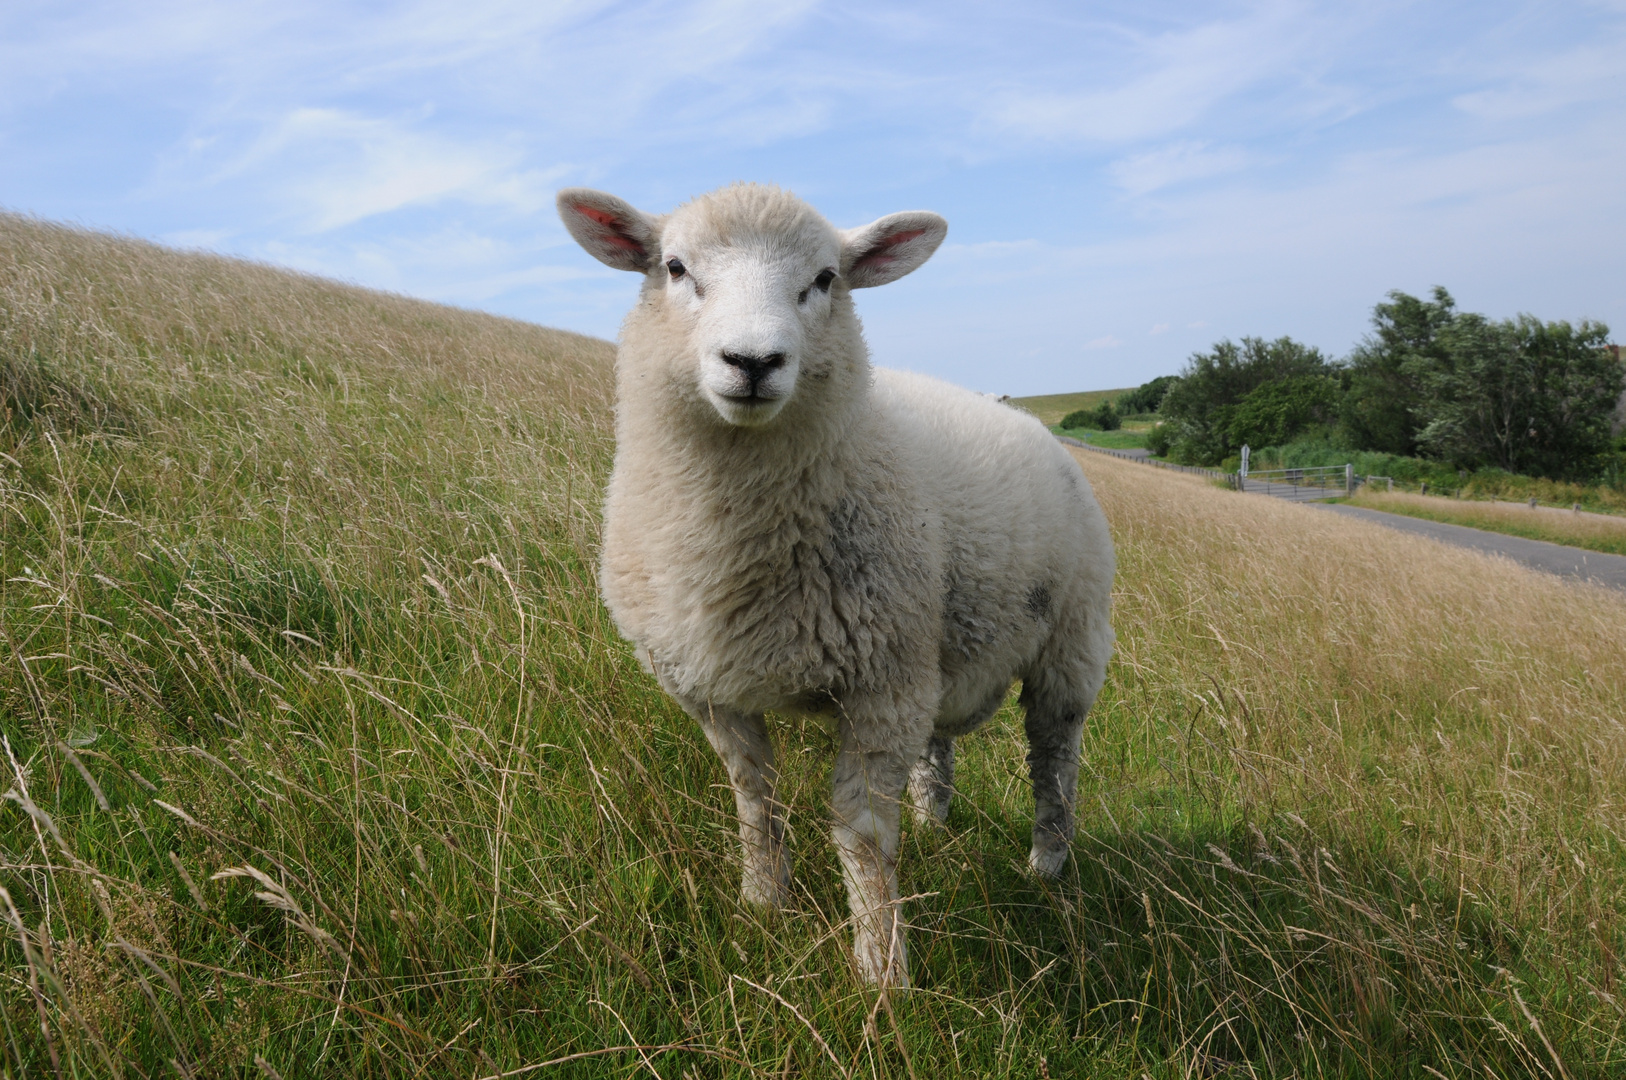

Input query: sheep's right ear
[556,188,659,272]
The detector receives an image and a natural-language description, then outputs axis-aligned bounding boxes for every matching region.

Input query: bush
[1060,400,1121,431]
[1224,375,1338,450]
[1146,421,1173,457]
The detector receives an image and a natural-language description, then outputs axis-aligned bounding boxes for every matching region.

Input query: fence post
[1345,463,1353,496]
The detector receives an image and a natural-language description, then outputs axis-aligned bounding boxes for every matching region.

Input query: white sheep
[557,183,1115,988]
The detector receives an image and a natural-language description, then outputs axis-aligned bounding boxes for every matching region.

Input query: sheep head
[557,184,947,428]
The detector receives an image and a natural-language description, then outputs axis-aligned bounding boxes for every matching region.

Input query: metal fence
[1236,464,1353,502]
[1058,436,1386,503]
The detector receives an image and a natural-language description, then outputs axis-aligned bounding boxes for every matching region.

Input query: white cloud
[1149,323,1171,335]
[1084,335,1121,350]
[207,108,563,231]
[975,2,1334,144]
[1109,141,1250,195]
[1452,39,1626,120]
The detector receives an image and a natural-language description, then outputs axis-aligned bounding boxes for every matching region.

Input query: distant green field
[1010,388,1134,426]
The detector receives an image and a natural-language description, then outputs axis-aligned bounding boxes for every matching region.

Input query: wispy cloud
[1110,141,1251,196]
[974,3,1336,144]
[1452,38,1626,120]
[207,108,560,231]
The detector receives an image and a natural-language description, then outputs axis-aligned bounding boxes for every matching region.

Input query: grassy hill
[5,216,1626,1077]
[1009,388,1134,426]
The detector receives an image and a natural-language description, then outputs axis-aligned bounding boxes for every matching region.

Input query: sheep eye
[814,268,836,291]
[666,258,686,280]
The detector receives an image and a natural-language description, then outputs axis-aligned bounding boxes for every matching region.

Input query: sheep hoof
[909,798,950,829]
[907,740,954,828]
[853,932,911,989]
[1027,841,1070,879]
[741,871,793,910]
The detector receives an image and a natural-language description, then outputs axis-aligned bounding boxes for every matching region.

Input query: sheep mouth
[719,389,783,404]
[706,384,791,427]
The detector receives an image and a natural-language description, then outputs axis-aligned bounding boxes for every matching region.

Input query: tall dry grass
[1349,489,1626,556]
[3,212,1626,1077]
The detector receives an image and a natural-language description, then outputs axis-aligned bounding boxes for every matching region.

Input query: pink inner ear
[877,228,926,248]
[572,203,646,253]
[573,204,620,226]
[855,228,927,267]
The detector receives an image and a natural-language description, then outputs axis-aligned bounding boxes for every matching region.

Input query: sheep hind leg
[1019,679,1088,878]
[691,703,791,908]
[831,743,914,988]
[907,736,954,827]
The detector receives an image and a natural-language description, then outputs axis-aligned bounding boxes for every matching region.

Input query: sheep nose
[719,351,785,384]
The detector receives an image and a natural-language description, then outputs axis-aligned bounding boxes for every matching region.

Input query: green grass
[5,215,1626,1078]
[1009,388,1133,427]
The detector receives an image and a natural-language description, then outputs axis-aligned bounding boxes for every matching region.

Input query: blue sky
[3,1,1623,395]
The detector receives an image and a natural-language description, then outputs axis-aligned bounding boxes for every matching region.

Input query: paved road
[1310,503,1626,593]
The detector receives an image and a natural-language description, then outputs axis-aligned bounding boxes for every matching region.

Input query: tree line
[1098,288,1624,482]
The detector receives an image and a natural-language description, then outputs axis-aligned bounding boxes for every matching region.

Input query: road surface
[1310,503,1626,593]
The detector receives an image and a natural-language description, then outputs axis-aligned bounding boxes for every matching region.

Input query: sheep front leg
[830,742,914,988]
[692,704,791,908]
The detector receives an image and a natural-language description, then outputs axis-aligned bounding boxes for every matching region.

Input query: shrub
[1146,421,1173,457]
[1060,401,1121,431]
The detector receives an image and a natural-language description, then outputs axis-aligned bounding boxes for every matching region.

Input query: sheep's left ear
[839,211,948,288]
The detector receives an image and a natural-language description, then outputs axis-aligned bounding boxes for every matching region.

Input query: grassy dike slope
[1009,388,1132,426]
[4,216,1626,1077]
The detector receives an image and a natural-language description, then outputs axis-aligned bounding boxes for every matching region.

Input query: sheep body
[559,183,1114,986]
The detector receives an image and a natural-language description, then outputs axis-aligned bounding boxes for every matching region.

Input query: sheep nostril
[720,352,786,383]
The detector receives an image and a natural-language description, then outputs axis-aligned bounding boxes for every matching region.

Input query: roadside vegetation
[1150,291,1623,485]
[1347,490,1626,556]
[1047,287,1626,510]
[6,216,1626,1078]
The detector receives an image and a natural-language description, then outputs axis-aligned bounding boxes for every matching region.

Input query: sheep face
[660,221,839,428]
[557,183,948,429]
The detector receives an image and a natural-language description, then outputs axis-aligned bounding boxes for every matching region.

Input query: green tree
[1226,375,1339,450]
[1116,374,1178,415]
[1159,336,1333,465]
[1340,287,1457,455]
[1413,314,1620,479]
